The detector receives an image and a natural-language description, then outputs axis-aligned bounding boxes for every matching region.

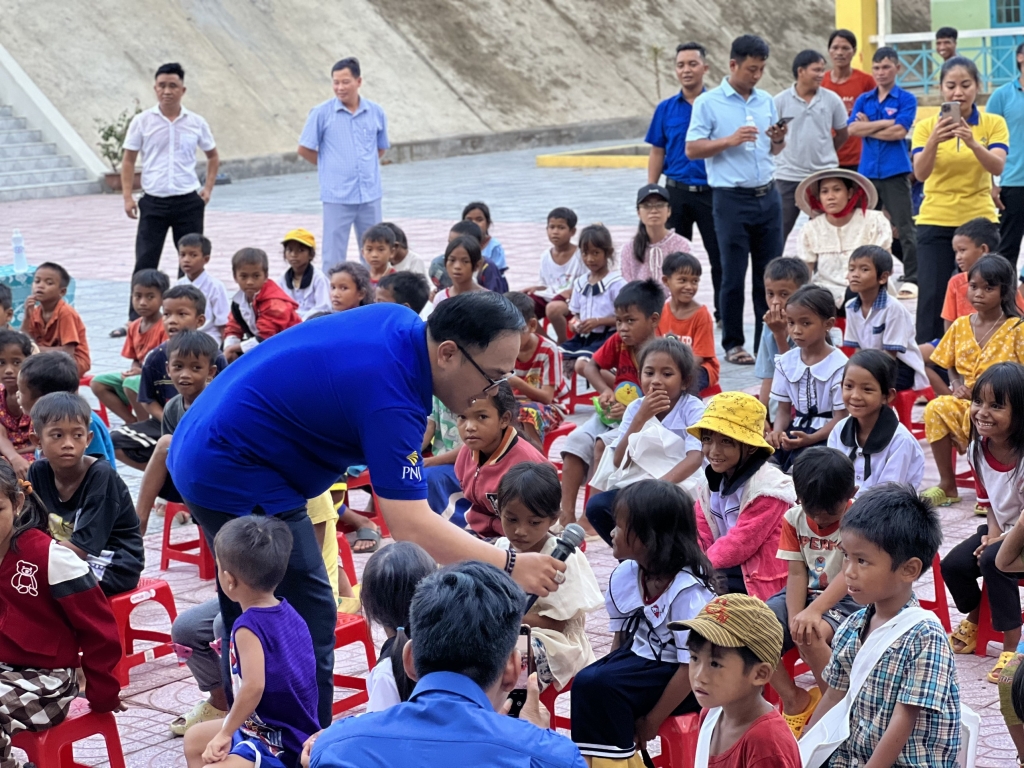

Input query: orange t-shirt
[822,68,876,168]
[121,317,168,366]
[23,299,91,377]
[657,302,720,388]
[941,272,1024,324]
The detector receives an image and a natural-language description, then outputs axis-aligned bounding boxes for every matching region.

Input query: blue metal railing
[891,34,1024,94]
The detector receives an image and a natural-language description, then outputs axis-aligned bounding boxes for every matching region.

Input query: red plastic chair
[108,577,177,686]
[331,533,377,717]
[919,553,952,633]
[840,345,856,358]
[833,317,846,335]
[539,677,573,730]
[12,698,126,768]
[565,369,597,415]
[973,579,1024,658]
[892,387,934,441]
[543,422,576,469]
[651,712,700,768]
[343,470,390,538]
[159,502,215,580]
[698,383,721,400]
[78,375,110,428]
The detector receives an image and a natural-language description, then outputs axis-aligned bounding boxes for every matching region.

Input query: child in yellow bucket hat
[687,392,796,601]
[280,228,331,319]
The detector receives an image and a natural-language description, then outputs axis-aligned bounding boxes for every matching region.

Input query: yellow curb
[536,144,649,169]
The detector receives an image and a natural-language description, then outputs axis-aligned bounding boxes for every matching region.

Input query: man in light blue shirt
[686,34,788,365]
[299,57,390,272]
[987,41,1024,267]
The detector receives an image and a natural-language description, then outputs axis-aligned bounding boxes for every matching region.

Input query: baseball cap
[282,228,316,249]
[636,184,670,206]
[669,594,783,668]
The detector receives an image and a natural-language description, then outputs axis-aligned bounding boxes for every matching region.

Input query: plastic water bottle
[11,230,27,273]
[744,114,756,152]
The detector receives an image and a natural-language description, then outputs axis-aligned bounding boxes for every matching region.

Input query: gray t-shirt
[161,394,188,435]
[773,86,849,181]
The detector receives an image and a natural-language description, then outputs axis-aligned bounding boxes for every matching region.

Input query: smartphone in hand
[506,625,535,718]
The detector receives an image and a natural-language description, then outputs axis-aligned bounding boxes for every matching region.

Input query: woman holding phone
[912,56,1008,345]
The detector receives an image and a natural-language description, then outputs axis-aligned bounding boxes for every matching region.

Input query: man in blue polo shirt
[848,47,918,297]
[987,41,1024,267]
[167,294,566,726]
[646,41,723,321]
[299,57,389,272]
[686,34,788,366]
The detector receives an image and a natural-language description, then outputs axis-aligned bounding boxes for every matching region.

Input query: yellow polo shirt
[911,106,1009,227]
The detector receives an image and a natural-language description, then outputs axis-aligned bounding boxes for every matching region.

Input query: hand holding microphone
[524,523,585,611]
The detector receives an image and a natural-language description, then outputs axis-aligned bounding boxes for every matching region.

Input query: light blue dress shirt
[299,96,390,205]
[686,79,779,188]
[986,78,1024,188]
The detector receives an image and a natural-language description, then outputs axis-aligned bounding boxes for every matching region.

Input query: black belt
[665,178,710,193]
[715,181,775,197]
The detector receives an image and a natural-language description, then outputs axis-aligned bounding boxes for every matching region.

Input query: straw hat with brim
[686,391,774,454]
[795,168,878,217]
[669,594,784,668]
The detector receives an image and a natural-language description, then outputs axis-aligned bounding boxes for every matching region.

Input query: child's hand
[763,304,787,334]
[597,391,616,409]
[607,402,626,421]
[953,384,972,400]
[790,607,825,646]
[9,454,30,481]
[23,295,36,313]
[780,431,809,451]
[300,730,323,768]
[224,344,243,363]
[202,728,233,764]
[974,535,990,559]
[636,390,672,423]
[766,430,785,450]
[576,318,599,335]
[507,375,526,392]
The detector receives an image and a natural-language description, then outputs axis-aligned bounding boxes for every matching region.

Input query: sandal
[169,700,227,736]
[949,619,978,655]
[352,526,381,554]
[975,503,990,517]
[108,325,128,338]
[725,347,755,366]
[897,282,918,299]
[989,650,1017,683]
[782,685,822,740]
[921,486,961,507]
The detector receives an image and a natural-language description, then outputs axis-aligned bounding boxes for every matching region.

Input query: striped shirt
[514,335,569,411]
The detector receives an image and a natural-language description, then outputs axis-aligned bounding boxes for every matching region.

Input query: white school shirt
[537,247,585,300]
[612,394,705,454]
[770,347,847,430]
[843,291,928,389]
[123,105,216,197]
[969,439,1024,531]
[827,415,926,495]
[279,267,331,319]
[606,561,714,664]
[176,271,229,345]
[392,251,429,278]
[366,658,401,713]
[567,272,626,333]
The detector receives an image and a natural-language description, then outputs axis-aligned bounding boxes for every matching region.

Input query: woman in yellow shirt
[912,56,1009,347]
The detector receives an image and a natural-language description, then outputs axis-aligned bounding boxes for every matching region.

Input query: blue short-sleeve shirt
[645,90,709,185]
[850,86,916,179]
[986,78,1024,188]
[167,304,432,515]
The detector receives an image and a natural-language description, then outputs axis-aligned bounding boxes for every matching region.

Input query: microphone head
[561,523,586,551]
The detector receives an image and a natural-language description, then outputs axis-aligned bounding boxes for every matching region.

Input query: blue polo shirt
[687,79,778,188]
[986,78,1024,187]
[310,671,587,768]
[646,90,708,185]
[167,304,432,515]
[850,85,916,179]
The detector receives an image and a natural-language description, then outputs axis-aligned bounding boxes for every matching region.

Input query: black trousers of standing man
[130,191,205,319]
[666,180,722,320]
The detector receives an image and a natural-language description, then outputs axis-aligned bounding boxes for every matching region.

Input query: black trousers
[183,501,338,727]
[915,224,958,344]
[777,179,802,244]
[999,187,1024,270]
[941,525,1023,633]
[666,183,722,320]
[131,191,205,318]
[585,489,618,547]
[871,174,918,284]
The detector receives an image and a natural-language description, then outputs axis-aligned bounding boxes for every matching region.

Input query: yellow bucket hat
[282,228,316,249]
[686,391,773,454]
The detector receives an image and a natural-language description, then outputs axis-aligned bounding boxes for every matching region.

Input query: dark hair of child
[162,284,207,315]
[328,263,375,305]
[29,391,91,432]
[686,630,762,671]
[37,262,71,288]
[662,251,702,278]
[0,329,33,357]
[449,220,483,242]
[178,232,212,256]
[504,291,536,323]
[0,284,12,311]
[547,207,578,229]
[377,272,430,314]
[214,515,292,593]
[361,541,437,702]
[497,462,561,521]
[19,352,78,395]
[840,484,941,573]
[230,247,269,274]
[0,460,50,551]
[967,362,1024,479]
[638,337,697,393]
[765,256,811,285]
[462,201,492,227]
[968,254,1023,320]
[848,244,893,278]
[489,380,519,428]
[792,446,856,513]
[131,268,171,294]
[615,279,665,318]
[380,222,408,248]
[577,224,615,263]
[166,329,220,363]
[786,284,837,321]
[445,236,482,270]
[846,349,898,394]
[612,479,714,583]
[362,224,397,248]
[954,217,1001,253]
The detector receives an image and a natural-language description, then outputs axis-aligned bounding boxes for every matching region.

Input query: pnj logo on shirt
[885,108,897,117]
[402,450,422,482]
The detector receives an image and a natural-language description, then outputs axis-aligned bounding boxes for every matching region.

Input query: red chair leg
[651,712,700,768]
[539,678,573,730]
[919,554,952,633]
[331,613,377,717]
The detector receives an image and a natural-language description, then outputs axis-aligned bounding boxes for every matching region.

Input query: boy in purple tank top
[184,516,320,768]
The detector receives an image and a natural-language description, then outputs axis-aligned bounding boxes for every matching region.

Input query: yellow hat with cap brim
[282,228,316,249]
[686,391,773,454]
[669,593,783,668]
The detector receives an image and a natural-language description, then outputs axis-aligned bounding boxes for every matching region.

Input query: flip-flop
[169,700,227,736]
[975,503,990,517]
[782,685,822,740]
[949,619,978,655]
[989,651,1017,683]
[108,325,128,338]
[725,347,755,366]
[921,486,961,507]
[352,526,381,554]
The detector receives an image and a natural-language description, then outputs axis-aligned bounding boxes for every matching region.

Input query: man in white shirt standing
[118,62,218,333]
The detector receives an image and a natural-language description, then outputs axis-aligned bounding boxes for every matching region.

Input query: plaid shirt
[823,596,961,768]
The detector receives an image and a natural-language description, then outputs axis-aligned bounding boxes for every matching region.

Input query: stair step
[0,106,12,118]
[0,167,87,188]
[0,142,58,159]
[0,117,26,131]
[0,155,73,173]
[0,179,101,202]
[0,129,42,145]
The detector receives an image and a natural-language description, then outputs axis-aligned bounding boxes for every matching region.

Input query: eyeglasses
[639,202,669,211]
[455,343,512,396]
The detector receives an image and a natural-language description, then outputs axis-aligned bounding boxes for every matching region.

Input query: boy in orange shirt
[658,251,719,394]
[23,262,91,377]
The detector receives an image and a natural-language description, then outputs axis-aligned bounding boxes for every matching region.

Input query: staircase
[0,103,100,202]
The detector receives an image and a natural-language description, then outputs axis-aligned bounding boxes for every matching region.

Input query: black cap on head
[636,184,670,206]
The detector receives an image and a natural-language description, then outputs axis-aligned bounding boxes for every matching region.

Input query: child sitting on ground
[328,263,375,311]
[454,382,550,539]
[223,248,302,362]
[571,480,714,764]
[496,462,603,693]
[658,251,719,394]
[678,594,801,767]
[361,541,437,712]
[522,207,583,344]
[381,222,428,277]
[805,484,961,768]
[429,220,507,293]
[463,200,507,272]
[0,331,35,476]
[828,350,925,493]
[176,233,229,345]
[433,236,486,304]
[23,262,90,377]
[768,447,860,738]
[504,292,569,447]
[28,392,143,596]
[362,224,398,286]
[756,258,812,414]
[558,279,661,531]
[843,245,928,391]
[560,223,625,358]
[423,396,468,526]
[0,461,124,768]
[375,271,431,318]
[690,392,796,600]
[91,268,170,425]
[184,516,319,768]
[0,285,14,330]
[279,229,330,319]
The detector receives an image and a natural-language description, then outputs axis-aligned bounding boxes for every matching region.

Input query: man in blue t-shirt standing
[987,42,1024,268]
[646,41,723,321]
[167,294,566,727]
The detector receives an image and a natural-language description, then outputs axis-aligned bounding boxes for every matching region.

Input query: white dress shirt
[123,105,216,197]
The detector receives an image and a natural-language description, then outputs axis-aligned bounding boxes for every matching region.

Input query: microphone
[524,523,586,611]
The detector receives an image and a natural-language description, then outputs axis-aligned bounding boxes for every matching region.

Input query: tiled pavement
[0,144,1017,766]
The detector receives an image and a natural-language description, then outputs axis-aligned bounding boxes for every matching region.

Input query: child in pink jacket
[687,392,796,600]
